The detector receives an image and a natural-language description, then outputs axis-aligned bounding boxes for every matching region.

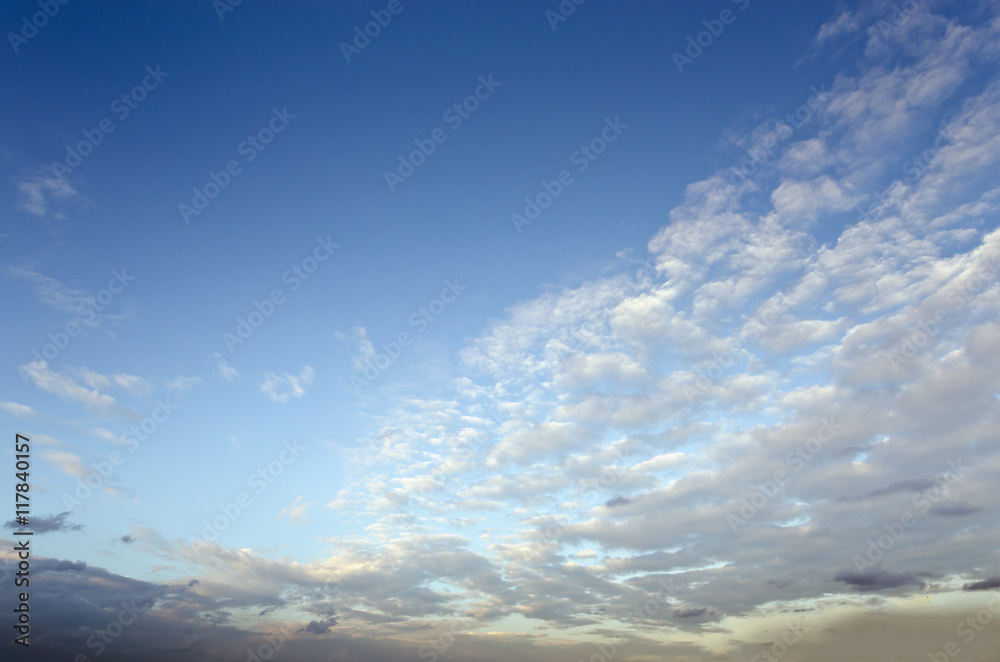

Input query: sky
[2,0,1000,660]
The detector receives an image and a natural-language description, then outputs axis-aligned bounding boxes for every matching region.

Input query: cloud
[20,361,141,419]
[0,401,35,418]
[15,170,78,216]
[833,569,929,591]
[260,366,315,403]
[4,511,83,533]
[167,375,203,391]
[217,360,240,381]
[964,576,1000,591]
[41,450,88,478]
[278,496,317,525]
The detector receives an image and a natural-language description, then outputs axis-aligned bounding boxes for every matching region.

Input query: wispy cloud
[15,169,78,216]
[0,401,35,418]
[260,366,315,403]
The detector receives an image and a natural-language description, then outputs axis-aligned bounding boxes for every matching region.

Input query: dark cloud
[4,512,83,533]
[833,569,927,591]
[299,616,338,634]
[929,502,983,517]
[841,478,935,501]
[674,607,708,618]
[121,534,136,544]
[605,496,633,508]
[963,576,1000,591]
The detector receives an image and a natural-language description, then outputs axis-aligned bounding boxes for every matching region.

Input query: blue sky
[3,1,1000,660]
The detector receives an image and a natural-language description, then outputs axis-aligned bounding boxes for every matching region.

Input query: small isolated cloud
[299,616,337,634]
[217,360,240,381]
[833,569,928,591]
[260,366,314,403]
[16,170,78,216]
[89,426,124,444]
[0,401,35,418]
[277,496,316,524]
[674,607,708,618]
[168,375,202,392]
[120,535,135,544]
[4,511,83,533]
[42,450,88,478]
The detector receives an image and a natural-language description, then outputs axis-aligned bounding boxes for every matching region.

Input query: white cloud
[15,171,78,216]
[277,496,316,524]
[217,360,240,381]
[42,450,88,478]
[19,361,140,419]
[259,365,315,403]
[0,401,35,418]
